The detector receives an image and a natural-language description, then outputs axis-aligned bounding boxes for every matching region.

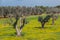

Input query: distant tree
[46,7,59,25]
[38,15,51,28]
[56,5,60,8]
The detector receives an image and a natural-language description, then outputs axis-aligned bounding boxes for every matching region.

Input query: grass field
[0,14,60,40]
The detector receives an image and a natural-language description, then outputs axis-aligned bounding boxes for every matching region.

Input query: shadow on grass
[34,27,52,29]
[0,33,16,37]
[0,33,16,39]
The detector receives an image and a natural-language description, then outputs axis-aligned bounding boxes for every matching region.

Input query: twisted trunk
[19,17,25,36]
[16,25,20,36]
[13,15,26,36]
[13,16,21,36]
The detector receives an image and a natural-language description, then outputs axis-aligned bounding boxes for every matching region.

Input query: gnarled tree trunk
[19,16,26,36]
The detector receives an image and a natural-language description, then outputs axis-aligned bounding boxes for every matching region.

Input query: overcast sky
[0,0,60,7]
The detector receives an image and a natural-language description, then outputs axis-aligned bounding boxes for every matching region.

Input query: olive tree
[38,15,51,28]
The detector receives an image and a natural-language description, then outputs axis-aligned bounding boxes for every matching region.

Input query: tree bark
[16,25,20,36]
[15,17,23,36]
[20,17,24,34]
[13,16,21,36]
[41,22,45,28]
[19,16,25,36]
[13,15,26,36]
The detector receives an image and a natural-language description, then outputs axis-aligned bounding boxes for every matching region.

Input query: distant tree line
[0,6,60,18]
[0,6,45,18]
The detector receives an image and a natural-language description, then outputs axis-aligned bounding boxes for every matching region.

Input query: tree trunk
[4,15,6,18]
[16,17,24,36]
[19,16,25,36]
[14,15,25,36]
[19,17,23,36]
[52,14,55,25]
[15,17,23,36]
[13,16,21,36]
[16,25,21,36]
[41,22,45,28]
[15,18,23,36]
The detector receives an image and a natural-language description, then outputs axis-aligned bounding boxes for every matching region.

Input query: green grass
[0,14,60,40]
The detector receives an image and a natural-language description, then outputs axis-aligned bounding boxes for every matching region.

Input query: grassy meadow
[0,14,60,40]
